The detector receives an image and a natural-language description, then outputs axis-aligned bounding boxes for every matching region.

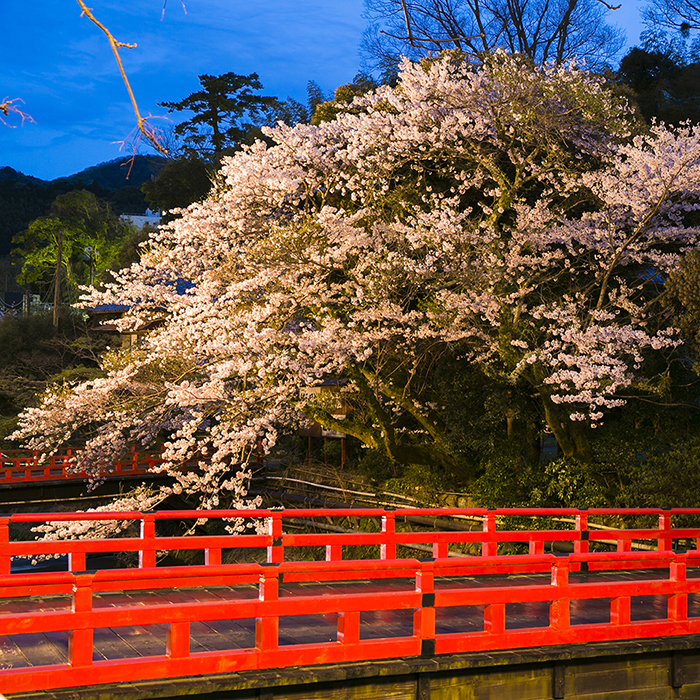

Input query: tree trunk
[539,391,593,463]
[53,229,63,333]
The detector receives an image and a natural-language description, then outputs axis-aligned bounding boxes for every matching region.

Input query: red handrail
[0,550,697,693]
[0,507,699,576]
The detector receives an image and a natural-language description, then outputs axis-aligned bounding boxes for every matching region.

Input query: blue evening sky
[2,1,645,181]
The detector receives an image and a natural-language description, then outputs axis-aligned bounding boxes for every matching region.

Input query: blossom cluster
[11,52,700,501]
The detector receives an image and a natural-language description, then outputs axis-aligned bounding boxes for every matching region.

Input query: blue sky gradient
[1,1,644,181]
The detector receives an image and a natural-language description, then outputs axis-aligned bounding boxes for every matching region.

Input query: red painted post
[482,512,497,557]
[267,511,284,564]
[484,602,505,634]
[140,513,157,568]
[0,517,10,575]
[659,513,672,551]
[167,621,191,659]
[381,512,396,560]
[325,542,342,561]
[70,574,94,667]
[611,595,631,625]
[550,558,570,631]
[69,551,87,572]
[574,512,589,555]
[617,538,632,553]
[337,611,360,644]
[414,561,435,642]
[256,568,279,653]
[205,547,221,566]
[668,554,688,622]
[529,540,544,555]
[433,540,448,558]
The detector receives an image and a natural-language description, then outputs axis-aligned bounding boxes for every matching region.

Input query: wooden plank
[192,618,256,651]
[190,619,256,652]
[570,598,611,625]
[631,595,669,621]
[360,609,414,640]
[435,605,484,634]
[188,620,238,652]
[110,624,167,657]
[183,584,258,601]
[0,634,31,668]
[93,626,162,660]
[8,632,67,666]
[0,595,70,614]
[279,614,337,646]
[505,601,551,630]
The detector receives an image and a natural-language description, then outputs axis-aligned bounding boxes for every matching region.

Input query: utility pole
[53,229,63,332]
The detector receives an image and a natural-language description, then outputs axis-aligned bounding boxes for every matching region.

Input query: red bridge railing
[0,507,699,692]
[0,506,697,573]
[0,447,163,485]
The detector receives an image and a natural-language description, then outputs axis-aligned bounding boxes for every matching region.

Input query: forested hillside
[0,156,165,255]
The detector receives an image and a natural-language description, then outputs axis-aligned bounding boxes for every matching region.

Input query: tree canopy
[361,0,625,75]
[11,52,700,512]
[12,190,134,303]
[616,46,700,125]
[160,72,305,162]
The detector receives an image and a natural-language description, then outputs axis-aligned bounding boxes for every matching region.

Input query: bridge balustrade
[0,507,698,575]
[0,448,162,485]
[0,549,697,693]
[0,508,698,693]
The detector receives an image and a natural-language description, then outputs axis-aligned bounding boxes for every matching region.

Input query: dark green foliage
[311,74,378,125]
[354,448,400,484]
[111,226,152,271]
[468,376,700,509]
[141,157,213,215]
[275,98,310,126]
[12,190,135,302]
[52,156,165,192]
[306,81,327,115]
[616,47,700,124]
[667,248,700,371]
[0,310,107,442]
[622,438,700,508]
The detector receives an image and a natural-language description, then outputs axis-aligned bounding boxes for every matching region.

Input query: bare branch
[75,0,168,160]
[0,97,35,128]
[366,0,625,70]
[381,28,484,43]
[161,0,188,22]
[597,0,621,10]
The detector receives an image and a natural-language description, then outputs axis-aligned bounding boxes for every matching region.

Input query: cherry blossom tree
[11,51,700,508]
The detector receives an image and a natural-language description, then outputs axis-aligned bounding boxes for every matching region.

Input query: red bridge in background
[0,448,162,485]
[0,507,699,694]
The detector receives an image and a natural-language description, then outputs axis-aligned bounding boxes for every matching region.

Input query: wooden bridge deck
[1,568,696,672]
